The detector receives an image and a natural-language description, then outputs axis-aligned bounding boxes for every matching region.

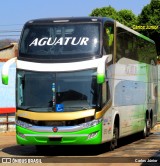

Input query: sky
[0,0,151,38]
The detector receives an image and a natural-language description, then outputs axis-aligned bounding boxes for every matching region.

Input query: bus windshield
[19,23,100,62]
[17,69,98,112]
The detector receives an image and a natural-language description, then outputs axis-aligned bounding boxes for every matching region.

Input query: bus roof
[25,17,114,25]
[24,16,154,44]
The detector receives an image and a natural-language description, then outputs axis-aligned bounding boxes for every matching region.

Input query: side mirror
[97,74,105,84]
[96,54,112,84]
[1,57,17,85]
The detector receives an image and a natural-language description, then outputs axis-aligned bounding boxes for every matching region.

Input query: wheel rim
[143,123,147,137]
[146,119,150,136]
[110,127,118,150]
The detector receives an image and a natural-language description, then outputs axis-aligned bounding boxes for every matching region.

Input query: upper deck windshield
[19,23,100,62]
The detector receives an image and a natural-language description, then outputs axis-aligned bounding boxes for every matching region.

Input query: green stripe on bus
[139,34,155,44]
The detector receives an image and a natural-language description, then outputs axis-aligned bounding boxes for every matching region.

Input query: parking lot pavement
[0,131,16,149]
[0,131,15,136]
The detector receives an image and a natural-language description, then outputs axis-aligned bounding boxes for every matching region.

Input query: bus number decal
[125,65,137,75]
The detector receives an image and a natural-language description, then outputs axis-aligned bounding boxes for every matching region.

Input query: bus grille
[17,116,94,126]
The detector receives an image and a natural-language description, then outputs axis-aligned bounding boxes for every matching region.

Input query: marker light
[97,74,105,84]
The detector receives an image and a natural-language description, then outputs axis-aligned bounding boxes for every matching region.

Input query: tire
[140,118,150,139]
[139,122,147,139]
[109,125,118,151]
[146,119,151,137]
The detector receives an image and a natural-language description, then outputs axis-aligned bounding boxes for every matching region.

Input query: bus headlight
[81,118,102,129]
[16,120,32,128]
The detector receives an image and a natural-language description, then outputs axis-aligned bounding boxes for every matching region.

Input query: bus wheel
[110,125,118,151]
[146,119,151,137]
[140,122,147,139]
[139,118,151,139]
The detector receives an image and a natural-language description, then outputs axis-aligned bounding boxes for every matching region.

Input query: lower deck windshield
[17,69,98,112]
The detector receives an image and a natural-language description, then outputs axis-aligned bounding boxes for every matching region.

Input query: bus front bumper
[16,123,102,145]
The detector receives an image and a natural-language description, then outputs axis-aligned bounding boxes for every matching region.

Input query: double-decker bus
[1,17,158,151]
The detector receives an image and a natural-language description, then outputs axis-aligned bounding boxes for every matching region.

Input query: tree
[90,6,137,28]
[117,9,137,28]
[90,6,118,20]
[137,0,160,54]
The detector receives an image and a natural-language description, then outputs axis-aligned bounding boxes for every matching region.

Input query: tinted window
[103,22,114,55]
[117,28,137,61]
[19,23,100,62]
[116,27,157,64]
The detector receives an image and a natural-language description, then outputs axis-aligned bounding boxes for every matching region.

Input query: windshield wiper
[64,106,92,110]
[17,106,52,111]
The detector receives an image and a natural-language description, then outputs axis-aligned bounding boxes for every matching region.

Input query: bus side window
[117,27,138,62]
[103,22,114,55]
[106,28,114,47]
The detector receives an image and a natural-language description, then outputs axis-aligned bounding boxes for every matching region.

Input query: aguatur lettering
[29,37,89,46]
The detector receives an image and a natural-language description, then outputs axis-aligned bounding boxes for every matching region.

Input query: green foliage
[138,0,160,35]
[117,9,137,28]
[90,6,137,28]
[137,0,160,54]
[90,6,118,20]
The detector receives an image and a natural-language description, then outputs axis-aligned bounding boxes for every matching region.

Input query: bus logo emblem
[53,127,58,132]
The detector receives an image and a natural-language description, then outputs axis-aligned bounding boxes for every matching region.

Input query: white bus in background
[2,17,158,151]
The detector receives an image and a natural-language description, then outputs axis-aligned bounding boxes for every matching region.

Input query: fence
[0,108,15,131]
